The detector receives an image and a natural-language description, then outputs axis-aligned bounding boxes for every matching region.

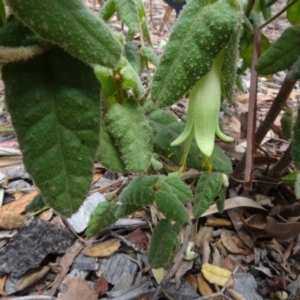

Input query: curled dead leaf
[17,266,50,291]
[0,211,26,229]
[240,213,266,233]
[265,217,300,240]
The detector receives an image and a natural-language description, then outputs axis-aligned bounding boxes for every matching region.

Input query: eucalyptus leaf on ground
[148,219,180,268]
[3,47,101,216]
[6,0,122,67]
[86,201,118,238]
[193,172,224,218]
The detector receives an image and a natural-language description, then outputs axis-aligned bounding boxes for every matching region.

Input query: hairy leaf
[124,41,141,74]
[97,120,126,173]
[6,0,121,67]
[105,100,153,173]
[148,109,232,173]
[3,48,101,216]
[86,201,118,238]
[162,176,192,204]
[152,0,241,107]
[115,0,140,33]
[255,25,300,74]
[140,46,159,67]
[193,172,223,218]
[292,106,300,169]
[94,65,117,98]
[115,203,141,218]
[287,0,300,25]
[119,176,159,206]
[99,0,116,21]
[0,23,44,63]
[155,189,189,224]
[148,219,179,268]
[286,57,300,81]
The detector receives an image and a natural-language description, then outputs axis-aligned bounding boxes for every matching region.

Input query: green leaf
[295,173,300,199]
[97,119,126,173]
[255,25,300,75]
[258,0,271,20]
[155,189,189,224]
[6,0,121,68]
[286,57,300,81]
[94,65,117,98]
[105,100,153,173]
[115,0,140,33]
[162,176,192,204]
[119,175,159,205]
[216,185,226,213]
[140,46,159,67]
[287,0,300,24]
[148,219,179,268]
[26,193,47,212]
[240,32,271,70]
[3,47,101,216]
[222,29,241,103]
[141,17,152,46]
[152,0,242,107]
[148,108,232,173]
[119,57,144,97]
[99,0,116,21]
[292,106,300,169]
[115,203,141,218]
[0,0,6,26]
[0,23,44,63]
[86,201,118,238]
[193,172,223,218]
[124,41,141,74]
[283,172,299,188]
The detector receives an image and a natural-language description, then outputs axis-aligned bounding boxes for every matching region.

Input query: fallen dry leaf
[200,197,266,217]
[94,276,108,296]
[221,231,244,254]
[227,288,247,300]
[265,217,300,240]
[197,273,213,296]
[125,228,149,251]
[82,239,121,257]
[58,277,98,300]
[0,190,38,218]
[186,274,198,291]
[0,211,26,229]
[206,218,232,227]
[240,213,266,232]
[0,275,7,295]
[17,266,50,291]
[152,267,165,284]
[196,226,213,249]
[201,263,234,287]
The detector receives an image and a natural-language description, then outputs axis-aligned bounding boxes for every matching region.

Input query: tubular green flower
[171,50,234,172]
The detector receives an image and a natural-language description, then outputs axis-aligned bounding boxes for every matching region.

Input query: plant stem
[244,0,255,18]
[260,0,298,29]
[230,79,296,186]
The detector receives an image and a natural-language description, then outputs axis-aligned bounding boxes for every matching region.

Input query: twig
[244,23,260,191]
[2,297,59,300]
[0,127,14,135]
[88,179,123,195]
[230,79,297,186]
[260,0,298,29]
[110,231,146,254]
